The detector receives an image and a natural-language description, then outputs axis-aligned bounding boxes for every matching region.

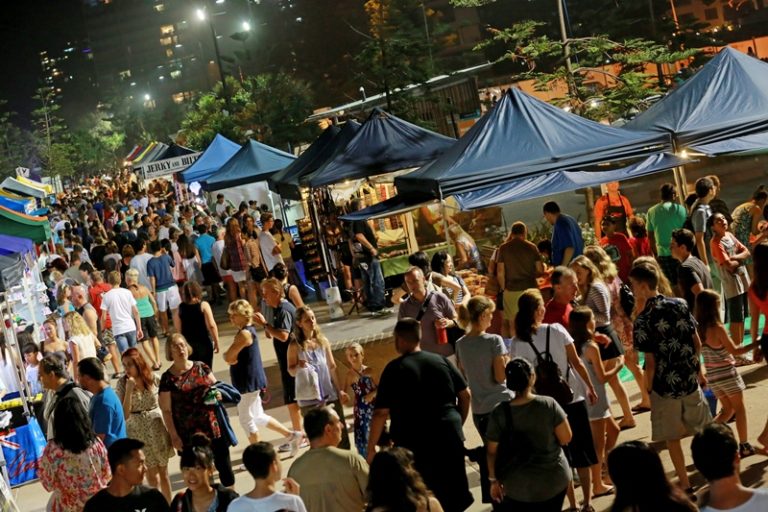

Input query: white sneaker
[288,431,303,458]
[277,442,291,453]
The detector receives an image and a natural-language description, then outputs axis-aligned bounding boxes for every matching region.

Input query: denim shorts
[114,330,138,354]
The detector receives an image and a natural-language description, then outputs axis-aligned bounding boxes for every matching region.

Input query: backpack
[619,283,635,317]
[526,326,574,407]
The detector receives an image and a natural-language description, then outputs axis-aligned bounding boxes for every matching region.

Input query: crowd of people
[5,169,768,512]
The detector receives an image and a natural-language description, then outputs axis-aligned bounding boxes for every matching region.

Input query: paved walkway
[12,300,768,511]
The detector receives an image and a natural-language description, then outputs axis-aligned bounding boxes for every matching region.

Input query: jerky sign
[138,152,202,179]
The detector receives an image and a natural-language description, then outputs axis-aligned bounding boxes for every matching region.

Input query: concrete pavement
[12,300,768,511]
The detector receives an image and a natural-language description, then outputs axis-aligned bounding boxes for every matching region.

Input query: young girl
[628,216,652,258]
[64,311,100,383]
[431,251,470,306]
[42,316,69,361]
[224,300,301,453]
[569,306,623,498]
[342,342,379,456]
[695,289,758,457]
[125,268,162,370]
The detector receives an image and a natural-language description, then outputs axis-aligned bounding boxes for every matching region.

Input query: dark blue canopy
[625,47,768,149]
[306,108,455,189]
[454,153,687,210]
[178,134,241,183]
[202,139,296,192]
[269,121,361,200]
[156,143,196,160]
[395,88,670,198]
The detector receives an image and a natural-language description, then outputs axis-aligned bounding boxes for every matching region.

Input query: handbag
[295,364,322,402]
[527,326,574,407]
[220,247,231,271]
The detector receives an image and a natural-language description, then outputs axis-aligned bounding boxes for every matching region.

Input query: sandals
[631,404,651,413]
[740,442,756,458]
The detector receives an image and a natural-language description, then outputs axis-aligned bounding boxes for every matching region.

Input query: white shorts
[230,270,247,283]
[155,285,181,312]
[237,390,273,434]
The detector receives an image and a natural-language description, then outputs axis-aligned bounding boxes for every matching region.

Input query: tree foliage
[0,101,34,179]
[181,73,318,151]
[451,0,701,121]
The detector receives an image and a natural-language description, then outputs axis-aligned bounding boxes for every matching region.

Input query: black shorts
[201,262,221,285]
[250,266,268,283]
[596,324,624,360]
[140,316,159,339]
[273,338,296,404]
[562,400,598,468]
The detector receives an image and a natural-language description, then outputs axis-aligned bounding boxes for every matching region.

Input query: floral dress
[39,439,111,512]
[350,369,376,456]
[116,375,174,467]
[159,361,221,445]
[731,202,756,265]
[607,277,633,352]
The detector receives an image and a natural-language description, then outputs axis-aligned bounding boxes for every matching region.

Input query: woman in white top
[570,256,634,430]
[64,311,99,383]
[509,288,599,512]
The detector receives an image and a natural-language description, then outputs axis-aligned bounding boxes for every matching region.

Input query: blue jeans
[360,258,385,311]
[114,330,138,354]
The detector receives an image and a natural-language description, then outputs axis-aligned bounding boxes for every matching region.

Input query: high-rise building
[81,0,252,107]
[38,40,98,126]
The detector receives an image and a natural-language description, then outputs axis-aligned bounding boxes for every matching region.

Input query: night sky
[0,0,85,125]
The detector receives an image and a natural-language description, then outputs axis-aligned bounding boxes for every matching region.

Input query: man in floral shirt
[630,261,712,495]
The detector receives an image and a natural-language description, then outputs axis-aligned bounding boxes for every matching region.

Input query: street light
[242,21,251,32]
[196,4,230,110]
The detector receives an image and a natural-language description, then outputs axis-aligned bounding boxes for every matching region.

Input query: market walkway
[12,301,768,511]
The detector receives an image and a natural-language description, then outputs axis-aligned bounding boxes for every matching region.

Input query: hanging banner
[138,152,203,180]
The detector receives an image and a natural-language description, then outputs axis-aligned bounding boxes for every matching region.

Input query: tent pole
[440,189,451,249]
[671,139,688,206]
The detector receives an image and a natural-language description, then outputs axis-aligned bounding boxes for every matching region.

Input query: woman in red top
[628,217,652,258]
[599,216,635,284]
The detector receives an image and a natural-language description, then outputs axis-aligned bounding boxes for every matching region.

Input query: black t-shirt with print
[84,485,169,512]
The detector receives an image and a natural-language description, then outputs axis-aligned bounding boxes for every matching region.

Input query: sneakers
[288,431,304,457]
[277,442,291,453]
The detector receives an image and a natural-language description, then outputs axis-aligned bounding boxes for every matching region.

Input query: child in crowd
[695,290,758,457]
[569,306,623,498]
[342,342,379,456]
[628,216,652,258]
[22,343,43,395]
[599,216,634,283]
[227,442,306,512]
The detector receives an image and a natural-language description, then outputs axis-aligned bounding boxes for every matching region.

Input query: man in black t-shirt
[350,199,386,314]
[84,438,169,512]
[367,318,473,512]
[671,228,713,310]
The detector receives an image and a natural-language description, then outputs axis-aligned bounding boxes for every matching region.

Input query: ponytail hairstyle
[456,295,495,330]
[514,289,544,343]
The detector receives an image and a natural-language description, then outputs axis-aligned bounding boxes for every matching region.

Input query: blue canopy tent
[178,134,241,184]
[0,234,35,258]
[268,121,361,200]
[625,47,768,154]
[305,109,455,189]
[0,196,31,214]
[394,88,671,199]
[202,139,296,192]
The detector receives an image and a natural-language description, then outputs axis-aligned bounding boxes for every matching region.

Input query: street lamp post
[197,6,231,111]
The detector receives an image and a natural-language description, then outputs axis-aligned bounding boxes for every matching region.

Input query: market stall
[0,206,51,244]
[0,235,49,488]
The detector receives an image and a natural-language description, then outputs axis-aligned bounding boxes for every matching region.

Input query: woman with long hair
[159,333,235,487]
[569,306,622,499]
[170,433,239,511]
[486,358,572,511]
[731,185,768,274]
[64,311,99,383]
[39,397,111,512]
[117,347,174,501]
[695,290,757,457]
[178,281,219,369]
[431,251,471,306]
[243,215,266,307]
[224,217,248,301]
[570,256,634,429]
[177,234,203,284]
[583,245,651,412]
[42,316,69,361]
[288,305,350,449]
[125,268,162,370]
[366,447,444,512]
[608,441,697,512]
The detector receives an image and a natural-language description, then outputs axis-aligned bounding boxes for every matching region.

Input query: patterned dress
[731,202,756,265]
[159,362,221,445]
[350,369,376,456]
[702,343,745,396]
[39,439,111,512]
[116,375,174,467]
